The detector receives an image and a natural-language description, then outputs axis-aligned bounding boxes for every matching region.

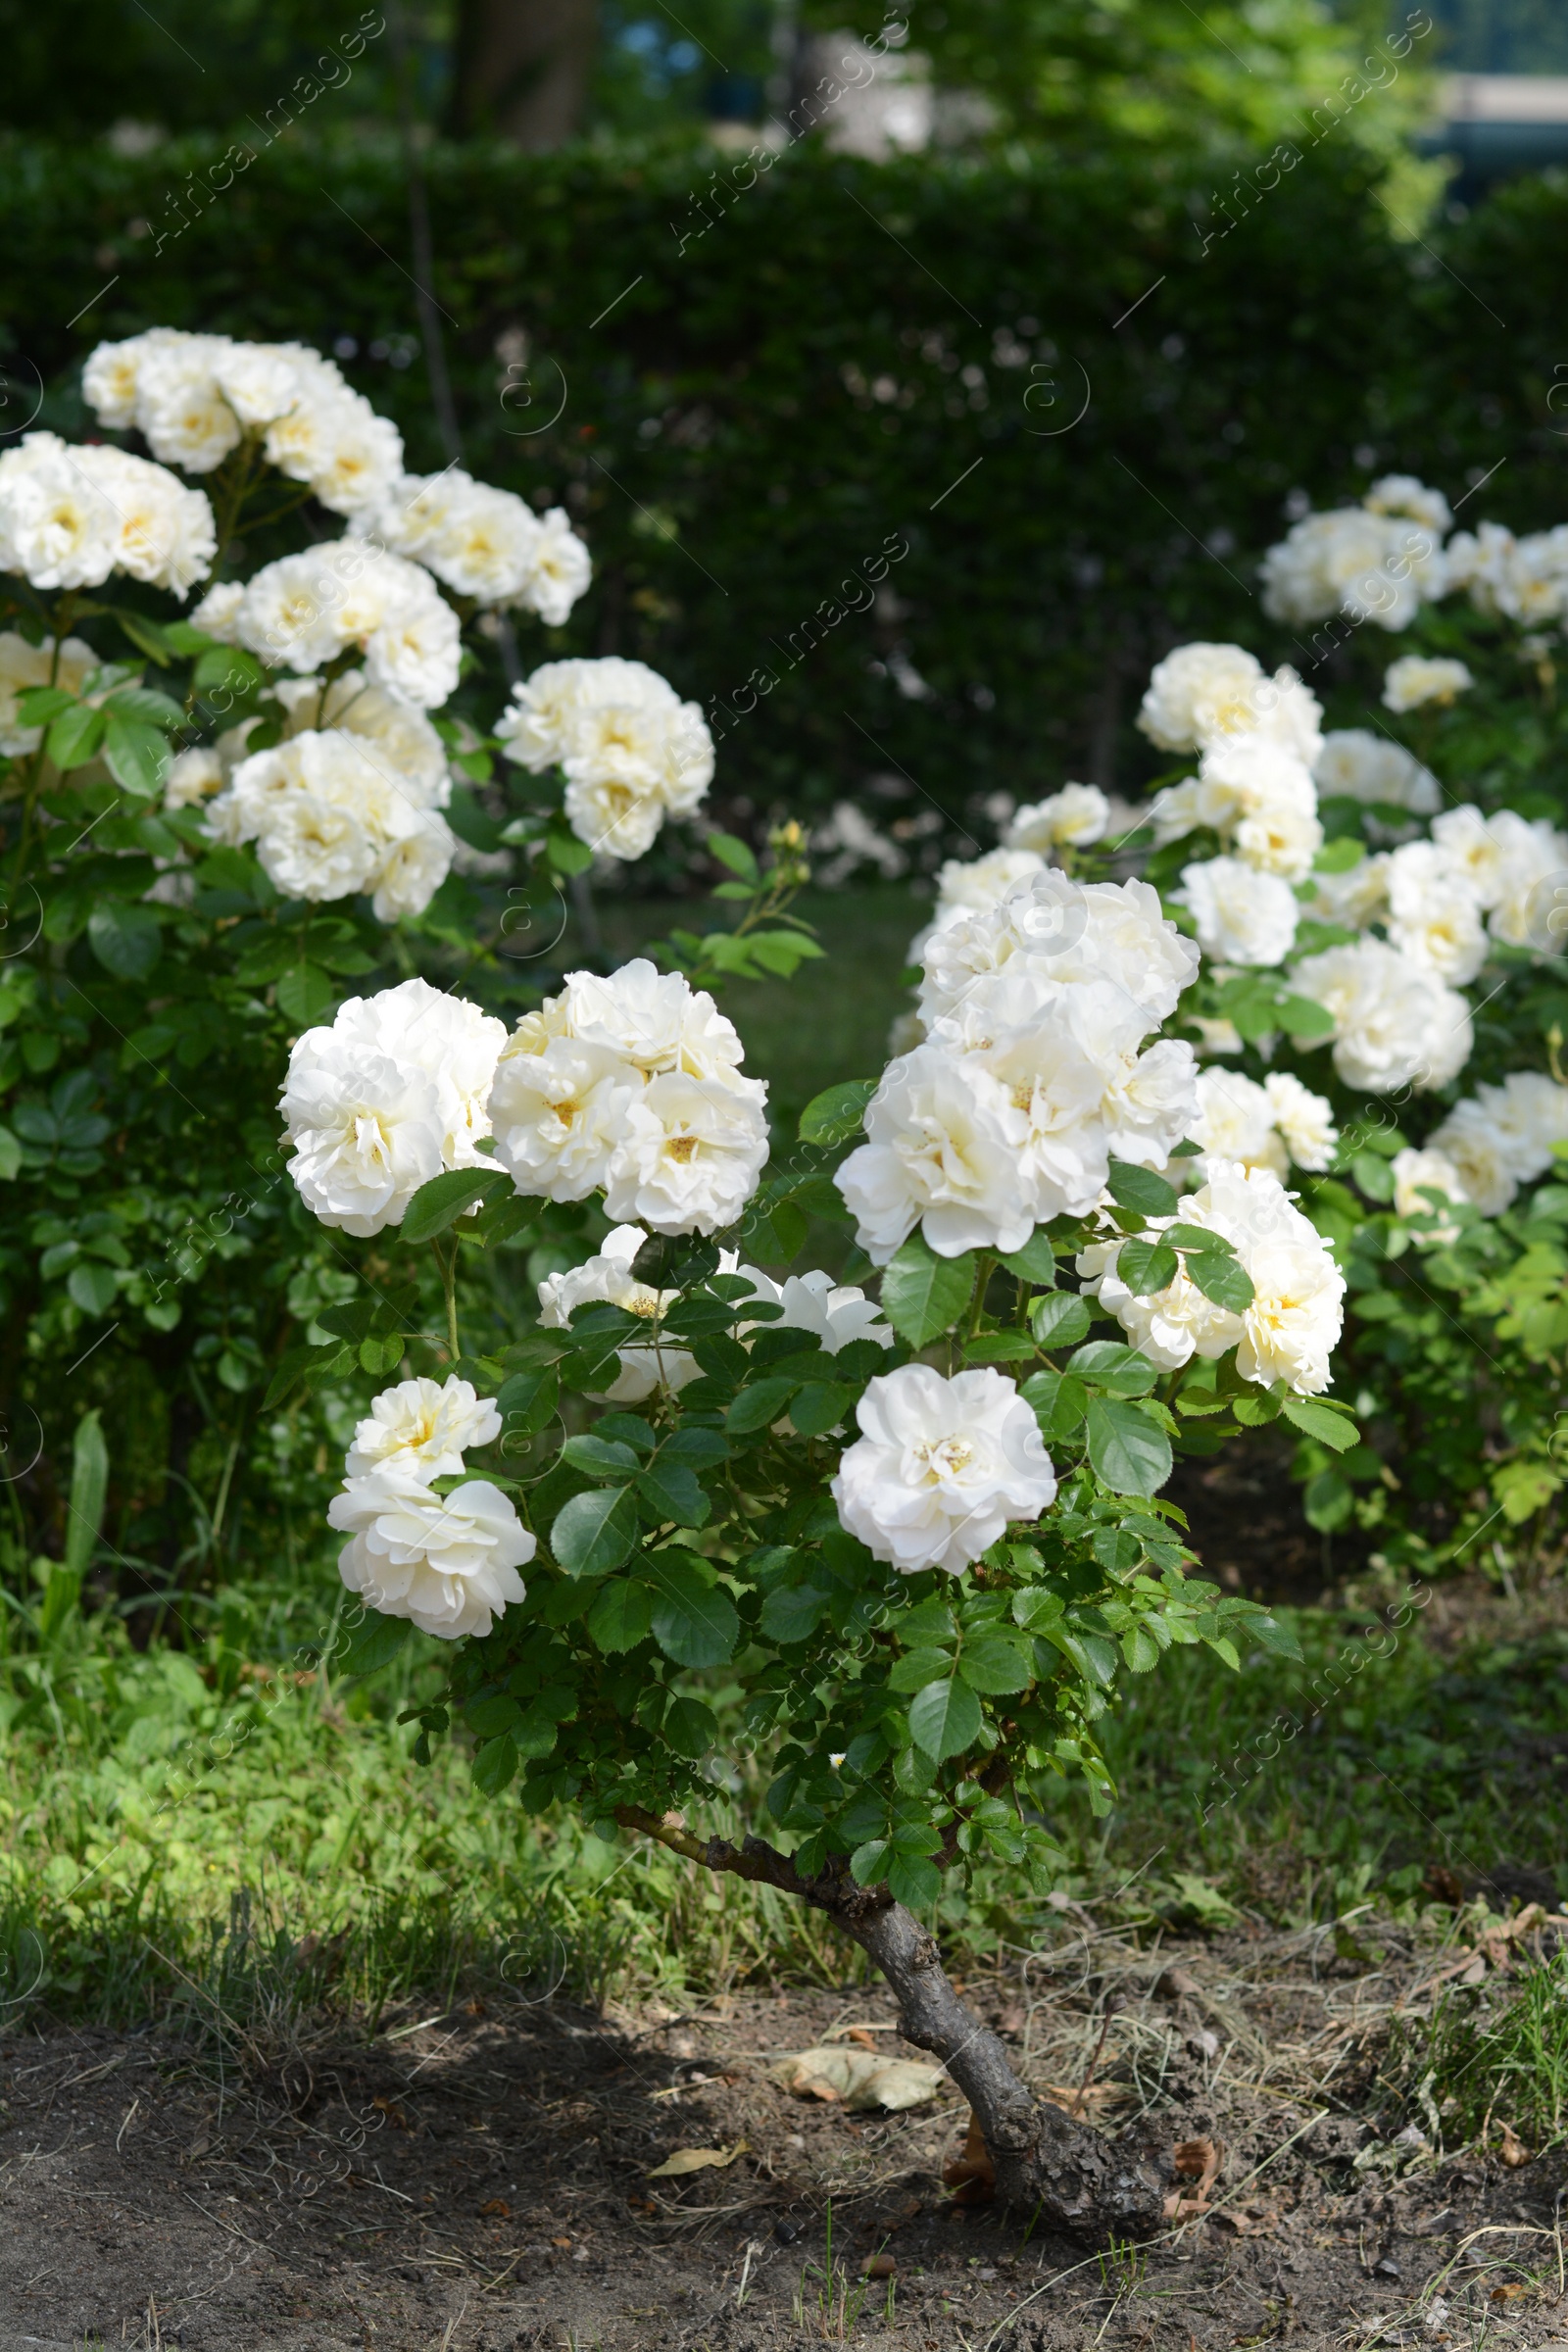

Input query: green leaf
[275,963,335,1027]
[1068,1341,1156,1396]
[0,1126,20,1182]
[466,1693,523,1738]
[889,1646,957,1692]
[497,1366,560,1436]
[907,1677,983,1762]
[1121,1626,1161,1673]
[562,1435,641,1477]
[551,1487,638,1579]
[726,1376,800,1434]
[645,1553,739,1668]
[789,1382,857,1436]
[1029,1291,1091,1348]
[798,1079,876,1148]
[1250,1613,1304,1660]
[338,1612,413,1677]
[887,1851,943,1906]
[46,702,107,770]
[880,1233,974,1347]
[1117,1238,1179,1296]
[956,1634,1033,1694]
[663,1694,720,1758]
[545,824,594,875]
[1086,1398,1173,1496]
[1106,1159,1179,1217]
[1187,1251,1254,1312]
[1281,1396,1359,1451]
[1020,1367,1087,1441]
[962,1330,1037,1363]
[707,828,760,884]
[103,711,171,798]
[635,1460,711,1526]
[759,1583,831,1644]
[1275,993,1338,1040]
[471,1735,518,1795]
[586,1577,653,1653]
[996,1232,1058,1285]
[86,901,161,981]
[68,1261,119,1315]
[850,1838,890,1886]
[401,1167,514,1243]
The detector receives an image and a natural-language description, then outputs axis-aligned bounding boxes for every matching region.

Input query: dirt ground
[4,1908,1566,2352]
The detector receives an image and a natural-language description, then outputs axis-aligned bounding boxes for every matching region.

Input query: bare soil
[3,1910,1565,2351]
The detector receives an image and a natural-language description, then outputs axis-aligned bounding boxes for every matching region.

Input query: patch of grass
[1384,1950,1568,2154]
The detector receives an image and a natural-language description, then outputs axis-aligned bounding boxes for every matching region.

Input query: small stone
[1374,2257,1401,2279]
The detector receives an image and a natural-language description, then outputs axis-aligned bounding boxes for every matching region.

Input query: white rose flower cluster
[1391,1071,1568,1227]
[328,1373,533,1641]
[1445,520,1568,627]
[1312,730,1441,837]
[1142,646,1325,892]
[379,469,589,623]
[837,869,1200,1262]
[280,977,508,1236]
[1188,1067,1338,1181]
[488,958,768,1235]
[0,432,215,598]
[84,328,402,519]
[1383,656,1473,713]
[536,1224,888,1403]
[1078,1160,1346,1396]
[1259,475,1449,630]
[907,844,1046,961]
[496,658,714,860]
[1004,783,1111,855]
[193,536,462,710]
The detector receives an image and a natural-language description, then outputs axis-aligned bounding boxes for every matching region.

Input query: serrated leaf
[471,1734,518,1795]
[46,702,107,769]
[645,1552,739,1668]
[727,1376,800,1434]
[562,1435,641,1478]
[1187,1251,1254,1312]
[1068,1341,1156,1396]
[956,1634,1033,1694]
[962,1329,1037,1363]
[1106,1159,1179,1217]
[401,1167,514,1243]
[887,1851,943,1906]
[996,1231,1057,1285]
[338,1612,413,1676]
[889,1645,956,1692]
[907,1677,982,1762]
[551,1487,638,1579]
[880,1232,974,1347]
[662,1694,719,1758]
[850,1838,890,1886]
[635,1460,710,1526]
[497,1366,560,1435]
[759,1583,831,1644]
[789,1381,857,1436]
[87,900,161,981]
[1086,1397,1173,1496]
[1029,1291,1091,1348]
[707,828,760,883]
[1117,1238,1179,1296]
[586,1577,653,1653]
[103,711,170,798]
[798,1078,876,1148]
[1280,1396,1358,1450]
[275,962,335,1026]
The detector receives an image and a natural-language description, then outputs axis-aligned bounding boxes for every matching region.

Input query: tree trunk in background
[451,0,596,147]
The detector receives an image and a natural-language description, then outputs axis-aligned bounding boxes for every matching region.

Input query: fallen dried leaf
[647,2140,748,2179]
[769,2047,944,2112]
[861,2252,897,2279]
[1490,2281,1527,2303]
[1163,2135,1223,2221]
[942,2110,995,2206]
[846,2028,880,2051]
[552,2236,573,2248]
[479,2198,511,2218]
[1156,1966,1202,2000]
[371,2095,411,2131]
[1497,2120,1532,2168]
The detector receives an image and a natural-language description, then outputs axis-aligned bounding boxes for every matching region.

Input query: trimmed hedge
[4,131,1565,828]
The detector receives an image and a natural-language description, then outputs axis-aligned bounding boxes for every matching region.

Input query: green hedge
[4,132,1566,825]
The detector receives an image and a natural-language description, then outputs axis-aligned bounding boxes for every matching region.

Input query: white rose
[1391,1146,1467,1241]
[1190,1068,1287,1179]
[831,1363,1057,1576]
[279,670,449,808]
[331,977,507,1172]
[1313,729,1441,820]
[279,1040,446,1236]
[835,1044,1035,1263]
[1263,1072,1339,1172]
[1197,738,1323,878]
[257,793,380,903]
[537,1225,700,1402]
[346,1375,503,1480]
[1365,473,1451,535]
[563,770,666,861]
[0,434,121,589]
[553,959,747,1084]
[918,870,1198,1033]
[1304,851,1391,931]
[604,1069,769,1235]
[1486,809,1568,955]
[1260,506,1443,630]
[368,817,457,922]
[164,745,225,810]
[1078,1230,1243,1372]
[134,340,244,472]
[214,343,304,426]
[84,330,184,429]
[1382,656,1473,712]
[1138,642,1264,753]
[83,446,216,598]
[1292,938,1472,1092]
[522,507,593,626]
[1430,805,1507,908]
[1474,1070,1568,1184]
[330,1467,533,1641]
[1179,856,1299,967]
[1384,841,1489,986]
[190,580,245,643]
[1428,1099,1518,1216]
[736,1264,891,1354]
[1004,784,1109,851]
[487,1034,639,1200]
[1194,1161,1345,1396]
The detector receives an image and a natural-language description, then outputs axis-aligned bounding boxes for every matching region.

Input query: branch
[613,1806,893,1921]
